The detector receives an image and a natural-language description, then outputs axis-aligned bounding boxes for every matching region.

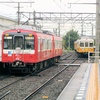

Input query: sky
[0,0,96,16]
[0,0,96,36]
[33,0,96,12]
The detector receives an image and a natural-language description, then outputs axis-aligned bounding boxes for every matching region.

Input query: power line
[74,0,81,3]
[0,1,34,25]
[68,3,97,5]
[53,0,66,12]
[59,0,68,8]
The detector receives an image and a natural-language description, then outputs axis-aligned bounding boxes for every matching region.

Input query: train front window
[90,43,93,47]
[25,36,34,50]
[85,42,88,47]
[80,42,84,47]
[4,36,12,49]
[14,36,23,49]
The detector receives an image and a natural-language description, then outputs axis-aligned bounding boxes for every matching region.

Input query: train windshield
[90,43,93,47]
[25,36,34,50]
[14,36,23,49]
[85,42,88,47]
[3,35,34,50]
[4,36,13,49]
[14,36,34,50]
[80,42,84,47]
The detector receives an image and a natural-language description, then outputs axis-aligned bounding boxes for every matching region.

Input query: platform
[57,63,100,100]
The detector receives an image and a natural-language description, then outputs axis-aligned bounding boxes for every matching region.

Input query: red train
[1,26,62,73]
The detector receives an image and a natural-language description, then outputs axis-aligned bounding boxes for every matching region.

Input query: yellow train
[74,38,95,56]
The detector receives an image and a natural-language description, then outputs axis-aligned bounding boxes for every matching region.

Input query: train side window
[50,39,52,50]
[42,39,47,51]
[38,38,40,51]
[47,39,50,50]
[45,39,47,50]
[55,40,57,49]
[42,39,45,51]
[59,41,61,49]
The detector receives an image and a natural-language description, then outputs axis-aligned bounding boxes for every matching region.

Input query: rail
[23,58,79,100]
[0,91,11,99]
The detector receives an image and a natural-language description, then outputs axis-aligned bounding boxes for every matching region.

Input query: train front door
[13,35,24,62]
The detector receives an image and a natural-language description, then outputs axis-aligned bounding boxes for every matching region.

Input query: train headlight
[5,34,9,36]
[28,34,32,36]
[17,29,21,33]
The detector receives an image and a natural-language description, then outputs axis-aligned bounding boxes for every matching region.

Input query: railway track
[0,53,73,99]
[0,91,11,99]
[23,57,81,100]
[0,52,73,96]
[0,52,87,100]
[60,51,74,60]
[0,74,32,100]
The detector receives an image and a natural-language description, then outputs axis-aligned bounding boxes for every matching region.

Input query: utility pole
[95,0,100,63]
[69,33,70,49]
[17,3,20,25]
[0,2,34,25]
[58,22,60,36]
[81,22,84,37]
[33,11,36,26]
[30,11,43,27]
[91,24,93,39]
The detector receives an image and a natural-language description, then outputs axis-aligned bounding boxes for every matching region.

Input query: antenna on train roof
[43,30,56,35]
[43,30,51,34]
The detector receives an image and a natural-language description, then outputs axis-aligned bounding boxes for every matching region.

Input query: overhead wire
[60,0,87,31]
[0,0,35,21]
[74,0,81,3]
[55,0,75,29]
[53,0,66,12]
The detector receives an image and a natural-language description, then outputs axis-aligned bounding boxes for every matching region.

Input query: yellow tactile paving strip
[86,63,100,100]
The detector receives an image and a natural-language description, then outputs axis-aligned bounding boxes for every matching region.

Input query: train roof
[75,38,94,43]
[3,25,61,37]
[15,25,42,32]
[10,25,57,36]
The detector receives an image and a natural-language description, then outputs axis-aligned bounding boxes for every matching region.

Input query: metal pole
[81,22,83,37]
[95,0,100,63]
[69,33,70,49]
[33,11,36,26]
[92,25,93,39]
[58,22,60,36]
[88,52,90,63]
[18,3,20,25]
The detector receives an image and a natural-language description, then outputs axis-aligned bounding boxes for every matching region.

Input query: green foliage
[63,29,79,50]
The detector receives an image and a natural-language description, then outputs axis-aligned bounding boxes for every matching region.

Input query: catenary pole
[95,0,100,63]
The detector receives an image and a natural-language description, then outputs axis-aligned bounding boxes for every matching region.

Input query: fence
[88,52,100,63]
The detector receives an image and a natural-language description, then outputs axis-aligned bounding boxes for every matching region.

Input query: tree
[63,29,79,50]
